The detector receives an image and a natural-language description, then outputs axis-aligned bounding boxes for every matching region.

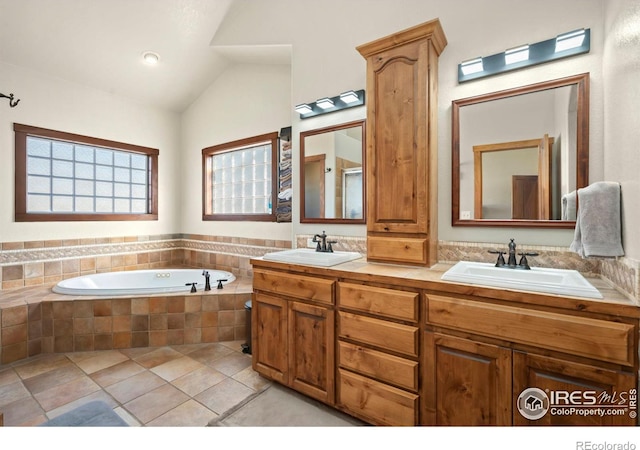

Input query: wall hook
[1,93,20,108]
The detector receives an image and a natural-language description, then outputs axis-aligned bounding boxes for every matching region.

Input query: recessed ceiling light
[142,51,160,65]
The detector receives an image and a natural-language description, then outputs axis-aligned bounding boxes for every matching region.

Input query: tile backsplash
[1,233,637,303]
[0,234,291,290]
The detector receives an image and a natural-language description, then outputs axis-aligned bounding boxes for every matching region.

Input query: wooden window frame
[202,132,278,222]
[14,123,158,222]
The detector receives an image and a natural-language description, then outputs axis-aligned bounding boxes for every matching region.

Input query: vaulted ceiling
[0,0,290,112]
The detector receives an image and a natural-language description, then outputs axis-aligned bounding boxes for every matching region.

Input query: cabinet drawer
[339,341,418,391]
[338,282,418,322]
[367,236,427,265]
[339,311,418,357]
[427,294,635,366]
[253,269,334,305]
[338,369,418,426]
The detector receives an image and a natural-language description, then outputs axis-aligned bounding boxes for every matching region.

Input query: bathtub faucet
[202,270,211,291]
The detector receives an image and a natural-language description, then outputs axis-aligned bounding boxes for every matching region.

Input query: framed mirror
[452,73,589,228]
[300,120,366,224]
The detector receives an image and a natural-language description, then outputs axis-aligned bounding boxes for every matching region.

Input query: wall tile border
[1,234,291,290]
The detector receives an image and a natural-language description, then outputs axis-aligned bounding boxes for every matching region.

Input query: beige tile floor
[0,341,272,426]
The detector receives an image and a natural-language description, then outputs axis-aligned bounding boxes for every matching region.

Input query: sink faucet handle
[488,250,506,267]
[326,240,337,253]
[517,252,538,270]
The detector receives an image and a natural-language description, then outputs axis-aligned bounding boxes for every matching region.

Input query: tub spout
[202,270,211,291]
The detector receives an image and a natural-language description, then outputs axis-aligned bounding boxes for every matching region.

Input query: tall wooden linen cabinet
[357,19,447,267]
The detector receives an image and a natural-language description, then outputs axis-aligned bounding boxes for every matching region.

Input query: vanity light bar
[458,28,590,83]
[316,98,334,109]
[295,89,366,119]
[504,45,530,65]
[555,29,587,53]
[295,104,313,114]
[340,90,360,104]
[460,57,484,75]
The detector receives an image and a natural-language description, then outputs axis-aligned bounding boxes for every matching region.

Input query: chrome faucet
[312,231,337,253]
[489,238,538,270]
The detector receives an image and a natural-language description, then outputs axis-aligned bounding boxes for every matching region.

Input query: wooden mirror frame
[452,73,589,228]
[300,120,366,224]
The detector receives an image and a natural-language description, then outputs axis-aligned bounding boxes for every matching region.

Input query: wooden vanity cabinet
[336,282,420,425]
[423,332,512,425]
[423,292,638,426]
[357,19,447,267]
[251,262,638,426]
[252,269,335,404]
[513,352,636,426]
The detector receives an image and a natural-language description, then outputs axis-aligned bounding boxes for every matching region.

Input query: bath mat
[40,400,128,427]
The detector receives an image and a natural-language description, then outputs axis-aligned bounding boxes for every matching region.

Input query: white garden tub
[52,269,236,296]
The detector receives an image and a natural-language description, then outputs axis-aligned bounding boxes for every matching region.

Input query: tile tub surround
[0,277,254,365]
[0,234,291,290]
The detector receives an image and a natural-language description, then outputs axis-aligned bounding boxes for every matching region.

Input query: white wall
[0,62,181,242]
[211,0,605,247]
[180,63,292,240]
[603,0,640,259]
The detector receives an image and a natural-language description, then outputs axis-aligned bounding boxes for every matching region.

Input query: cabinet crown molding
[356,18,448,57]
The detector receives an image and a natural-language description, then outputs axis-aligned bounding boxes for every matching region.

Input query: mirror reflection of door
[304,154,325,218]
[473,135,553,220]
[512,175,538,219]
[342,167,363,219]
[300,120,365,223]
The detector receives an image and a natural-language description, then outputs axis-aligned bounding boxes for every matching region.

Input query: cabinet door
[513,352,637,426]
[423,332,512,425]
[288,301,335,404]
[252,293,287,384]
[365,39,430,235]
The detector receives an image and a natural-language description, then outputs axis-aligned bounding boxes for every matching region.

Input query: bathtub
[52,269,236,296]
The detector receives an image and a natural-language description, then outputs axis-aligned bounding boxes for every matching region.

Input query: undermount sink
[262,248,362,267]
[441,261,603,299]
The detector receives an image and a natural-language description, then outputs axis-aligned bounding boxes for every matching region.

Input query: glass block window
[202,132,277,221]
[15,124,158,221]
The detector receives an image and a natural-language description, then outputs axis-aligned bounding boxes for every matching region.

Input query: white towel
[278,188,292,201]
[570,181,624,258]
[561,190,577,220]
